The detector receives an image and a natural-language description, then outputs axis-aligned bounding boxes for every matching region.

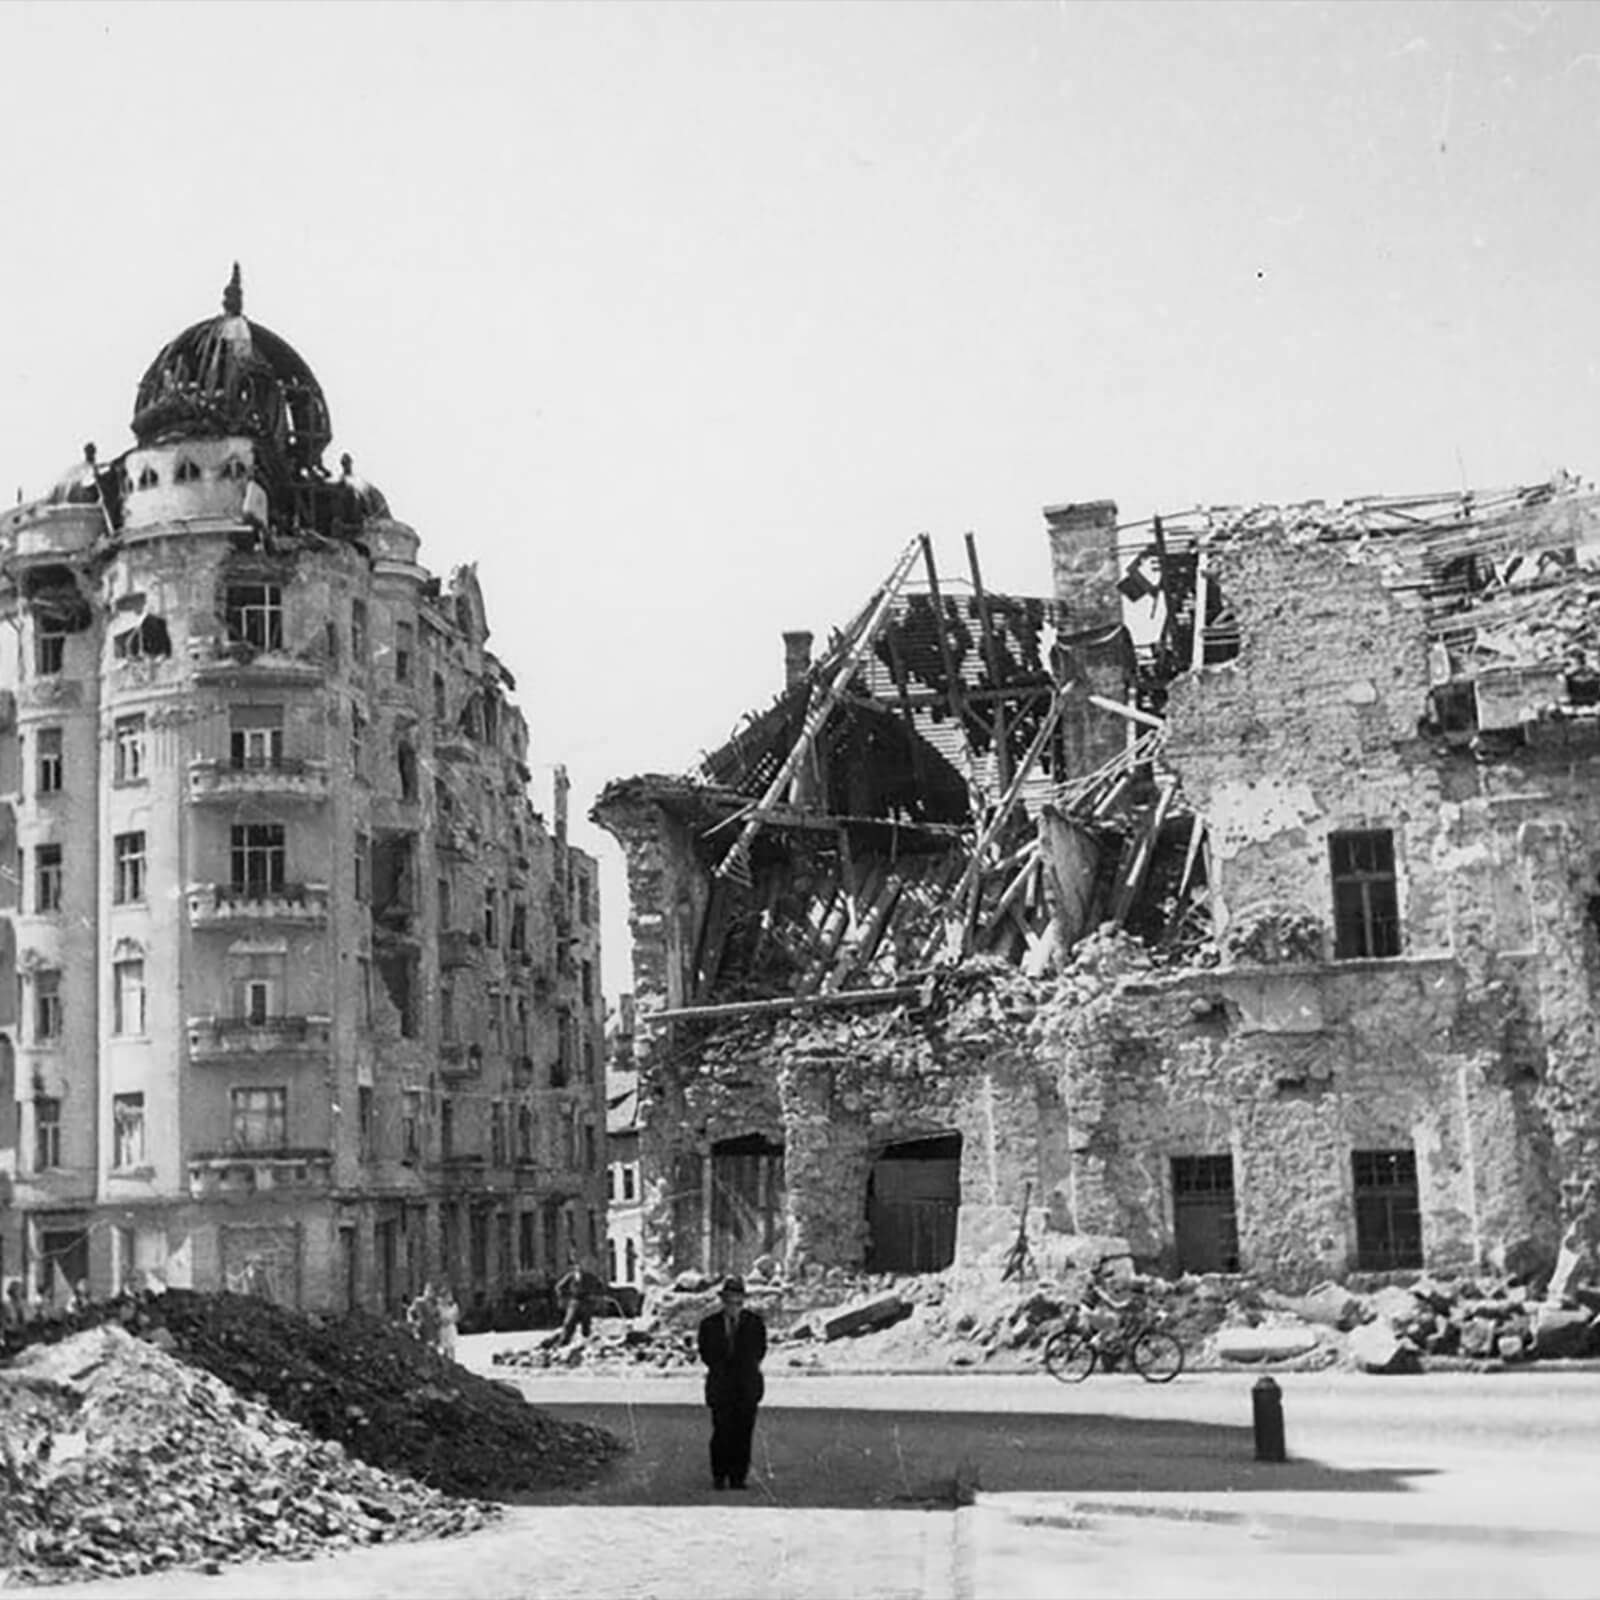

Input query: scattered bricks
[1347,1320,1422,1374]
[819,1293,912,1342]
[1293,1283,1364,1331]
[1459,1318,1499,1359]
[1497,1331,1531,1362]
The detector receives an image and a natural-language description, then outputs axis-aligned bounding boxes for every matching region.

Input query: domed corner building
[0,268,607,1316]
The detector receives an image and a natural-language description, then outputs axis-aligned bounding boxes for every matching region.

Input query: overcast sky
[3,1,1598,995]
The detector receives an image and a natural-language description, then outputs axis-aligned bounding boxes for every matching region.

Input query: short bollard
[1252,1375,1286,1462]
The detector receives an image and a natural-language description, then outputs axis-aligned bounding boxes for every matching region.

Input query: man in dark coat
[697,1274,767,1490]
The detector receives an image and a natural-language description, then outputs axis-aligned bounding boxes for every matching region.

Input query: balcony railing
[191,640,324,685]
[189,757,330,804]
[187,1014,332,1061]
[187,881,330,927]
[187,1147,334,1197]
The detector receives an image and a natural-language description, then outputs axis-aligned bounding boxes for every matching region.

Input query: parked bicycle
[1041,1255,1184,1384]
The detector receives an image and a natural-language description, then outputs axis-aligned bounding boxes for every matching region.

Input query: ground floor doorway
[865,1133,961,1273]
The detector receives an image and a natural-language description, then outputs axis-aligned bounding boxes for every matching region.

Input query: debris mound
[0,1323,498,1588]
[9,1290,625,1499]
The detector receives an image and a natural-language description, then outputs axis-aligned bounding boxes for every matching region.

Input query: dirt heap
[8,1290,624,1499]
[1,1324,499,1588]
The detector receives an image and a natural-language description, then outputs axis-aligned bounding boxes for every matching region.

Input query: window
[351,599,367,660]
[35,844,62,914]
[517,1105,533,1163]
[351,704,367,775]
[174,458,201,484]
[113,832,146,904]
[437,877,452,927]
[230,706,284,769]
[231,824,286,896]
[395,622,412,683]
[440,977,456,1042]
[510,902,527,953]
[581,960,594,1009]
[114,957,146,1035]
[577,870,593,926]
[136,465,158,490]
[553,1012,573,1088]
[519,1211,536,1270]
[583,1032,596,1081]
[244,978,272,1025]
[34,969,62,1042]
[35,628,65,675]
[225,584,283,651]
[1171,1154,1240,1275]
[402,1090,421,1162]
[113,1093,146,1169]
[622,1164,636,1202]
[483,885,499,946]
[584,1123,597,1172]
[470,1210,489,1282]
[37,728,63,794]
[114,617,171,661]
[231,1087,287,1150]
[114,714,147,785]
[34,1097,62,1169]
[1353,1149,1423,1270]
[358,957,372,1026]
[1330,830,1401,959]
[354,832,370,903]
[397,740,417,801]
[491,1101,506,1166]
[359,1086,374,1162]
[440,1098,454,1160]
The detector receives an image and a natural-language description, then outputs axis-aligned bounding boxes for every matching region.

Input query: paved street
[11,1366,1600,1599]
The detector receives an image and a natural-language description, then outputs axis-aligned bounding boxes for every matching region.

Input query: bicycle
[1041,1256,1184,1384]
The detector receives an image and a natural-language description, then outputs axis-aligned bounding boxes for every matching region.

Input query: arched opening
[865,1132,962,1274]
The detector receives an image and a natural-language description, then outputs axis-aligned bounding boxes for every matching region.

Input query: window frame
[1352,1147,1423,1271]
[113,956,147,1035]
[224,583,284,652]
[35,843,63,914]
[36,727,64,795]
[230,1086,288,1151]
[113,1091,147,1169]
[230,823,287,897]
[34,628,65,676]
[113,713,147,786]
[113,831,147,905]
[1330,828,1402,960]
[34,1096,63,1169]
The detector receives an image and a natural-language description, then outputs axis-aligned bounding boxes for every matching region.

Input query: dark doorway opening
[1172,1154,1240,1274]
[865,1133,961,1274]
[710,1134,785,1276]
[1353,1148,1422,1270]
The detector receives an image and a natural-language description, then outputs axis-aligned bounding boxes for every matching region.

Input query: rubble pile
[0,1324,499,1588]
[8,1290,624,1498]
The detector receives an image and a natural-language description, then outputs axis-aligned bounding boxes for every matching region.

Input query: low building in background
[597,478,1600,1290]
[0,268,607,1316]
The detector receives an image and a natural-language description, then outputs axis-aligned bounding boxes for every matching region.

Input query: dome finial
[222,262,243,316]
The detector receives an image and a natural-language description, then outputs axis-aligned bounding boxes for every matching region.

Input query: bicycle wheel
[1130,1327,1184,1384]
[1043,1327,1097,1383]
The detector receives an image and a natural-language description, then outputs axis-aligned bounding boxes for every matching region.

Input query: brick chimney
[1043,499,1120,628]
[782,630,814,688]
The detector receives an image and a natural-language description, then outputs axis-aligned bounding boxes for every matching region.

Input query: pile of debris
[0,1324,498,1588]
[8,1290,624,1498]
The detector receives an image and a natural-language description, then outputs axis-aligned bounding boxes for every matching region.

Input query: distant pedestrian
[554,1255,603,1346]
[436,1284,461,1362]
[407,1283,441,1348]
[697,1274,767,1491]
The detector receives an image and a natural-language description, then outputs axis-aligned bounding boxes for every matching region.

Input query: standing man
[697,1274,767,1491]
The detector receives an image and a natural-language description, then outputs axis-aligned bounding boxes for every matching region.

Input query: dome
[45,446,103,506]
[337,453,391,520]
[131,265,332,473]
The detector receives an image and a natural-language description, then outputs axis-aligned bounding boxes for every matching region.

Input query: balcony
[187,1014,332,1062]
[191,639,323,687]
[439,928,481,968]
[187,1147,333,1198]
[189,757,330,805]
[187,881,330,928]
[440,1040,484,1080]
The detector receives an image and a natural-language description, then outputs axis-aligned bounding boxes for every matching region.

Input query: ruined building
[0,268,606,1313]
[597,480,1600,1289]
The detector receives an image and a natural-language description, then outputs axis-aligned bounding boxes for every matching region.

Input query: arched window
[137,466,159,490]
[174,459,201,485]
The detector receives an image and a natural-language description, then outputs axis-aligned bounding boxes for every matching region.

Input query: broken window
[230,705,284,769]
[1330,830,1401,959]
[36,728,63,794]
[1352,1149,1422,1271]
[395,622,412,683]
[231,1087,287,1150]
[1172,1155,1240,1275]
[114,714,147,785]
[397,739,418,801]
[377,950,417,1037]
[231,824,286,896]
[225,584,283,652]
[113,1092,146,1169]
[113,616,172,661]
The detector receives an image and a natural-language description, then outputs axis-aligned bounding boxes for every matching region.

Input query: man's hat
[719,1274,746,1298]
